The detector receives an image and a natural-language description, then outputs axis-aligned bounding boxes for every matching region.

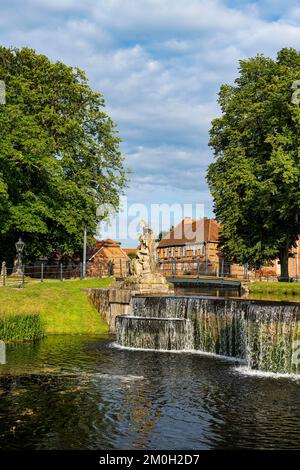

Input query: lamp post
[83,226,87,279]
[14,238,25,276]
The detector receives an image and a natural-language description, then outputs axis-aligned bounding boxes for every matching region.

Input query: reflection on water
[0,336,300,449]
[0,335,299,449]
[173,286,241,297]
[174,285,300,304]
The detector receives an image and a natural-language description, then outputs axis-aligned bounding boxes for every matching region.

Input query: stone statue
[1,261,6,278]
[122,220,172,293]
[12,257,23,276]
[130,220,157,277]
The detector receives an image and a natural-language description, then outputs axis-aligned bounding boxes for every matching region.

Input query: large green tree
[0,47,127,263]
[207,48,300,280]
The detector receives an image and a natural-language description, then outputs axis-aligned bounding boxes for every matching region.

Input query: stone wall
[87,287,134,333]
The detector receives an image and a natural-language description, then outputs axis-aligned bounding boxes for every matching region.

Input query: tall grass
[0,314,44,342]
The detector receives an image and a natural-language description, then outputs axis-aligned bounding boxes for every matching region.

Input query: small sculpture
[12,257,23,276]
[117,220,172,293]
[130,220,157,278]
[1,261,6,278]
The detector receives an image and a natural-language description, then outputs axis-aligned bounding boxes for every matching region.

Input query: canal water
[173,285,241,297]
[0,334,299,450]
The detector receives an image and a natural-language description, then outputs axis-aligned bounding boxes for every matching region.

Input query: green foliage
[127,252,137,260]
[0,46,128,262]
[156,226,174,242]
[207,48,300,278]
[0,314,44,342]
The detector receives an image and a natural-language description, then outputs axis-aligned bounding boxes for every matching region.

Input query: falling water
[116,316,194,351]
[115,296,300,374]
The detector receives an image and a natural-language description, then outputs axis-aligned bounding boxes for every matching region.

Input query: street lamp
[14,237,25,276]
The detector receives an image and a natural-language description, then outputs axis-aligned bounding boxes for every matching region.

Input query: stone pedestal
[116,273,174,295]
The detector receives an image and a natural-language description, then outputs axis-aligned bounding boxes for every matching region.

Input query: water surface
[174,286,240,297]
[0,335,299,450]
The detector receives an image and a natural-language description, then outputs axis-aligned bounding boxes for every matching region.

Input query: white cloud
[1,0,300,246]
[91,0,254,33]
[125,145,210,188]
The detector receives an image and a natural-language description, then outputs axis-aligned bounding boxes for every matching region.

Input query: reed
[0,313,44,342]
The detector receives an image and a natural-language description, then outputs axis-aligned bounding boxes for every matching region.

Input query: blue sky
[1,0,300,245]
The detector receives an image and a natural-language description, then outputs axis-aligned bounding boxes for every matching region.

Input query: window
[171,247,175,257]
[178,247,182,258]
[183,246,186,257]
[164,248,168,257]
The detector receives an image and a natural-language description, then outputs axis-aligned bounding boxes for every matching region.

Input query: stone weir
[87,287,133,333]
[115,295,300,374]
[87,279,172,333]
[87,219,174,332]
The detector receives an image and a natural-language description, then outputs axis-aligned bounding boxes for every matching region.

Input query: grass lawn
[0,277,113,336]
[249,281,300,297]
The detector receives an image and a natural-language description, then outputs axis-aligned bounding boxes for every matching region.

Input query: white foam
[93,373,144,381]
[110,342,244,363]
[234,366,300,381]
[111,343,300,379]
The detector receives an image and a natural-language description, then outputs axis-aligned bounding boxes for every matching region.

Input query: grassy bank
[249,281,300,297]
[0,277,113,339]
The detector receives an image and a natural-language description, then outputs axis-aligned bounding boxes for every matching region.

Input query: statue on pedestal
[124,220,172,293]
[1,261,6,278]
[130,220,156,278]
[12,256,23,277]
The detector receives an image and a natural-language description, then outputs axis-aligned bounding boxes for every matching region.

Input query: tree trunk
[279,243,290,282]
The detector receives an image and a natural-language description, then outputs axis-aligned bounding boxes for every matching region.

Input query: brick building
[87,239,129,277]
[157,217,300,280]
[157,217,223,276]
[122,248,138,258]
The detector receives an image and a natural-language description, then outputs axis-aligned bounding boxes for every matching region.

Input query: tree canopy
[207,48,300,279]
[0,46,127,262]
